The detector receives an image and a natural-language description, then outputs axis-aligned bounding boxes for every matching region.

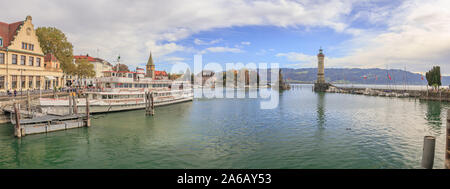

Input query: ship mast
[116,55,120,72]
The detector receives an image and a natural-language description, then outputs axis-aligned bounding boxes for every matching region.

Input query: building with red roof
[73,54,113,78]
[0,16,64,91]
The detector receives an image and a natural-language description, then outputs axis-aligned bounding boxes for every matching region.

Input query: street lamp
[19,68,25,96]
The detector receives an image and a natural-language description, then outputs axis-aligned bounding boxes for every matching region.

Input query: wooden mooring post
[446,109,450,169]
[13,103,21,138]
[26,90,31,112]
[85,95,90,127]
[150,92,154,115]
[145,92,155,116]
[421,136,436,169]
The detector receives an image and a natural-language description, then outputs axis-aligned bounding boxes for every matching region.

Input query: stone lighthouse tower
[313,47,331,92]
[317,48,325,83]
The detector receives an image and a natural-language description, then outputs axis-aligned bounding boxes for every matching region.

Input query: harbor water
[0,84,448,168]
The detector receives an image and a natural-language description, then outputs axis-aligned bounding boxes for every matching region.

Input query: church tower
[146,52,155,79]
[316,48,325,83]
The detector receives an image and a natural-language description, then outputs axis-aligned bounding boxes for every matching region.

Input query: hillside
[280,68,450,86]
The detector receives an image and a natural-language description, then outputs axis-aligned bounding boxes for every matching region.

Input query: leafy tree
[112,64,130,72]
[425,66,441,89]
[36,27,75,74]
[75,58,96,78]
[169,73,182,80]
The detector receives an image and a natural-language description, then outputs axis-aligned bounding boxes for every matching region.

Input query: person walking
[14,90,17,97]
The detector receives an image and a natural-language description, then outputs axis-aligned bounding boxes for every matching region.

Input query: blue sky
[2,0,450,74]
[159,25,354,71]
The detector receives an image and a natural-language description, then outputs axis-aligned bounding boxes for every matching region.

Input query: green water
[0,84,448,168]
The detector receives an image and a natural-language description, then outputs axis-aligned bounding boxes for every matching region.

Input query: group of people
[6,89,18,97]
[3,87,81,98]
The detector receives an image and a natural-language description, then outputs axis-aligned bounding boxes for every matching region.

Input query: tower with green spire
[146,52,155,79]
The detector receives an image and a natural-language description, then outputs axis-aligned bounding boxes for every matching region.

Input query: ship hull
[39,96,193,115]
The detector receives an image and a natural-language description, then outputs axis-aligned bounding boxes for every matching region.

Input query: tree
[75,58,96,78]
[112,64,130,72]
[169,73,182,80]
[36,27,75,74]
[425,66,441,90]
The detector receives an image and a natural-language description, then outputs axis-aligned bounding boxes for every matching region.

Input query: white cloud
[2,0,448,73]
[194,38,222,45]
[331,0,450,73]
[202,46,243,54]
[241,41,251,45]
[276,52,317,68]
[0,0,356,67]
[278,0,450,73]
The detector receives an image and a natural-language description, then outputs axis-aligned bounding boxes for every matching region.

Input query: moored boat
[39,70,193,115]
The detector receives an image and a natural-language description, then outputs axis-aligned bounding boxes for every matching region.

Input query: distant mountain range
[279,68,450,86]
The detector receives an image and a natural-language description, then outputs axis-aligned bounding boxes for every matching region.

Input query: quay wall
[0,92,69,124]
[334,86,450,102]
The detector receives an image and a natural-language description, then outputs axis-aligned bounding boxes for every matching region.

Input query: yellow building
[0,15,64,92]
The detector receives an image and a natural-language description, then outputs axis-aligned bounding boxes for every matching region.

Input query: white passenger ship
[39,69,193,115]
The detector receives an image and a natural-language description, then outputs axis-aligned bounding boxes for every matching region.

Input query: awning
[45,76,56,80]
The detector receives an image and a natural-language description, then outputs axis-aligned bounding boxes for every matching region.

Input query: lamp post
[19,68,25,96]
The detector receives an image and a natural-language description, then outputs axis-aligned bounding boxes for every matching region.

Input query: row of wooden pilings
[66,92,91,127]
[421,109,450,169]
[12,92,90,138]
[145,92,155,116]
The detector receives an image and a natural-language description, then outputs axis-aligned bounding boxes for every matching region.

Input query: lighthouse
[317,48,325,83]
[313,47,331,92]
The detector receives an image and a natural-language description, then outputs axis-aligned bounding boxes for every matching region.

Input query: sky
[1,0,450,74]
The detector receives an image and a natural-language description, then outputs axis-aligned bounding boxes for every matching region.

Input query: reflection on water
[0,84,449,168]
[316,92,326,129]
[425,101,442,135]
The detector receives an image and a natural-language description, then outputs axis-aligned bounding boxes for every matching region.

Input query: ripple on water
[0,85,448,168]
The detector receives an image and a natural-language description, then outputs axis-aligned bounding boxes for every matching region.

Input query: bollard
[421,136,436,169]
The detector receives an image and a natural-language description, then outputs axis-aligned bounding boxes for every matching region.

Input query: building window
[0,38,3,47]
[56,77,59,87]
[28,76,33,89]
[0,53,4,64]
[12,76,17,89]
[20,55,26,65]
[36,76,40,88]
[36,58,41,67]
[29,57,34,66]
[0,76,4,89]
[12,54,17,64]
[29,44,34,51]
[21,76,26,89]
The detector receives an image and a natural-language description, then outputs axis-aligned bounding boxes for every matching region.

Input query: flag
[363,75,367,80]
[421,75,424,80]
[375,75,378,80]
[388,73,391,80]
